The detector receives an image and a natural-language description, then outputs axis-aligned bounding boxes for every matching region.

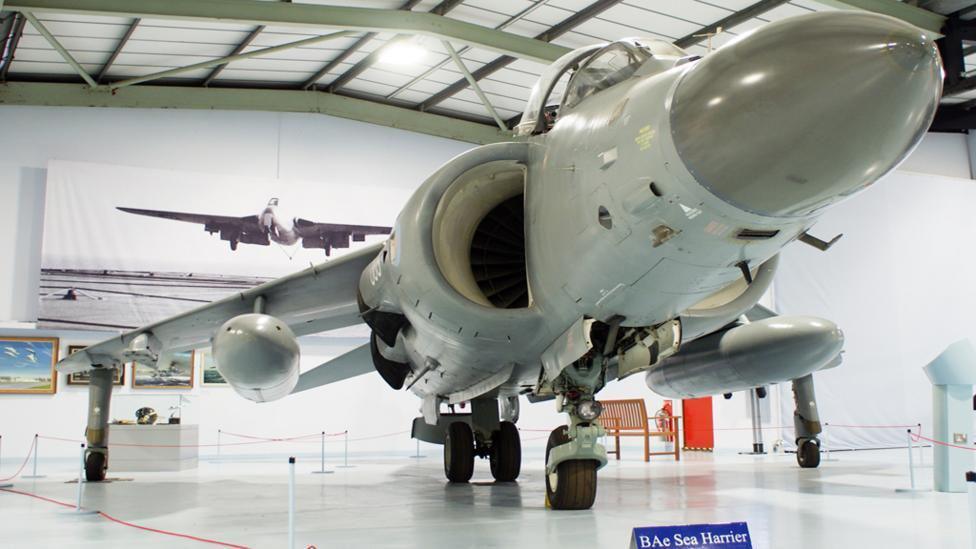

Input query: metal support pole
[68,443,97,515]
[217,429,221,461]
[967,471,976,549]
[739,388,766,455]
[21,12,97,88]
[822,422,837,462]
[75,444,85,510]
[337,430,353,468]
[907,429,916,490]
[442,40,508,131]
[311,431,332,474]
[111,30,354,89]
[917,423,924,467]
[23,433,44,478]
[288,456,296,549]
[410,439,425,459]
[0,434,9,489]
[896,429,926,493]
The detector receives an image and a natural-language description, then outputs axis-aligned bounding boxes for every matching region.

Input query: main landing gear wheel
[444,422,474,483]
[490,421,521,482]
[85,451,107,482]
[797,440,821,468]
[545,427,597,510]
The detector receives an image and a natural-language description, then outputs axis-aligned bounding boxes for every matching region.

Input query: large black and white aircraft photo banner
[39,159,406,332]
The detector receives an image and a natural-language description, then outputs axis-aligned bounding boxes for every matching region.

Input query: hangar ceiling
[0,0,965,143]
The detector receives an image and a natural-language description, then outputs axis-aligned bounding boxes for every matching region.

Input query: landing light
[379,40,427,66]
[577,400,603,421]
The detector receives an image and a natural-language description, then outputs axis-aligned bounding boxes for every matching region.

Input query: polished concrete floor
[0,446,969,548]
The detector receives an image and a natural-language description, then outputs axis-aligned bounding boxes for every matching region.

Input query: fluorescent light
[378,41,427,66]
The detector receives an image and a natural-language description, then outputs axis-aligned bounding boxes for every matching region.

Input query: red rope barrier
[0,435,36,482]
[911,432,976,452]
[0,487,249,548]
[826,423,919,430]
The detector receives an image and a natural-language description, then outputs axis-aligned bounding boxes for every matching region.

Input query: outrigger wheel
[545,426,597,510]
[490,421,521,482]
[444,422,475,483]
[797,439,821,468]
[85,451,107,482]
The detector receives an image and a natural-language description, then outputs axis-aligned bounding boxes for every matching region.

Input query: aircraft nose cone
[669,12,942,217]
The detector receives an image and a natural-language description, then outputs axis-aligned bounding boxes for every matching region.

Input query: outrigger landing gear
[792,374,822,468]
[84,367,115,481]
[439,398,522,483]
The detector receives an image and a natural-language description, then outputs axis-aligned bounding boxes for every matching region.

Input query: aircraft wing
[58,243,382,374]
[117,206,258,228]
[294,218,392,253]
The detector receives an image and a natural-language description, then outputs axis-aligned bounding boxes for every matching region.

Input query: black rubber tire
[444,422,475,483]
[85,451,107,482]
[490,421,521,482]
[545,426,598,510]
[797,439,821,468]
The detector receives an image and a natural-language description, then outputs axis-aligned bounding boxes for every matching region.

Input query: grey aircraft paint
[59,12,943,508]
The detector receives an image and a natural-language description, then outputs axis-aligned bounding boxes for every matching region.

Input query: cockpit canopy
[516,38,691,136]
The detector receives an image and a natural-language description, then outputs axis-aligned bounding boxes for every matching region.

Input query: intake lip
[669,12,942,218]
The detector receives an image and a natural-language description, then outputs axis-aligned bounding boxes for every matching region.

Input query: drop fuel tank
[646,317,843,398]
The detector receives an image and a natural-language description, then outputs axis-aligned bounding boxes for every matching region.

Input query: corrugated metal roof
[0,0,902,127]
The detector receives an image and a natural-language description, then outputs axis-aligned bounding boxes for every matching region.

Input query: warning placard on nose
[630,522,751,548]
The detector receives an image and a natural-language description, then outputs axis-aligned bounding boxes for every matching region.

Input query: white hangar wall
[0,105,970,460]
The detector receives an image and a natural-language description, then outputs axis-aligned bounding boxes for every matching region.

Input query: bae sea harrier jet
[61,13,942,509]
[118,198,391,255]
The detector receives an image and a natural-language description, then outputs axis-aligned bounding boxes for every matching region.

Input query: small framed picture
[199,349,227,386]
[0,337,59,395]
[132,350,195,390]
[66,345,124,385]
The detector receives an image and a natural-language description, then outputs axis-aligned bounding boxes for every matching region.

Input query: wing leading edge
[59,243,382,375]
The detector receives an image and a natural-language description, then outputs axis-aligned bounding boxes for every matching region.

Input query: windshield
[562,43,650,110]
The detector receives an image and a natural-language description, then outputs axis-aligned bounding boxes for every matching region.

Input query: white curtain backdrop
[774,169,976,449]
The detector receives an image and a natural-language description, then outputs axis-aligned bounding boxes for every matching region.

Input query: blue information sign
[631,522,752,549]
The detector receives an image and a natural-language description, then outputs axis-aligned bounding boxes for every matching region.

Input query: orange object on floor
[682,397,714,451]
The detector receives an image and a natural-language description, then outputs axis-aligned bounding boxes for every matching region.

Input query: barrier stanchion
[68,443,97,516]
[967,471,976,549]
[288,456,296,549]
[217,429,222,462]
[917,423,924,467]
[410,439,425,459]
[311,431,333,475]
[896,428,926,493]
[0,434,9,488]
[23,434,45,479]
[821,423,837,462]
[337,431,353,468]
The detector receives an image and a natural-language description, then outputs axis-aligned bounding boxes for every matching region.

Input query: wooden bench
[600,398,680,462]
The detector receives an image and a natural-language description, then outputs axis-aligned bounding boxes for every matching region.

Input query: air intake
[470,195,529,309]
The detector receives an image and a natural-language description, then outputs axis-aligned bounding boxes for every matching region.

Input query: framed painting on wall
[0,337,59,394]
[65,345,124,385]
[199,350,227,386]
[132,350,195,389]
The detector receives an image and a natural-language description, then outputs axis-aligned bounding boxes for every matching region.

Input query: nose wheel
[545,427,598,510]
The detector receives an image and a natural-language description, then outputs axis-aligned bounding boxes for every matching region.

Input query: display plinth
[109,424,198,472]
